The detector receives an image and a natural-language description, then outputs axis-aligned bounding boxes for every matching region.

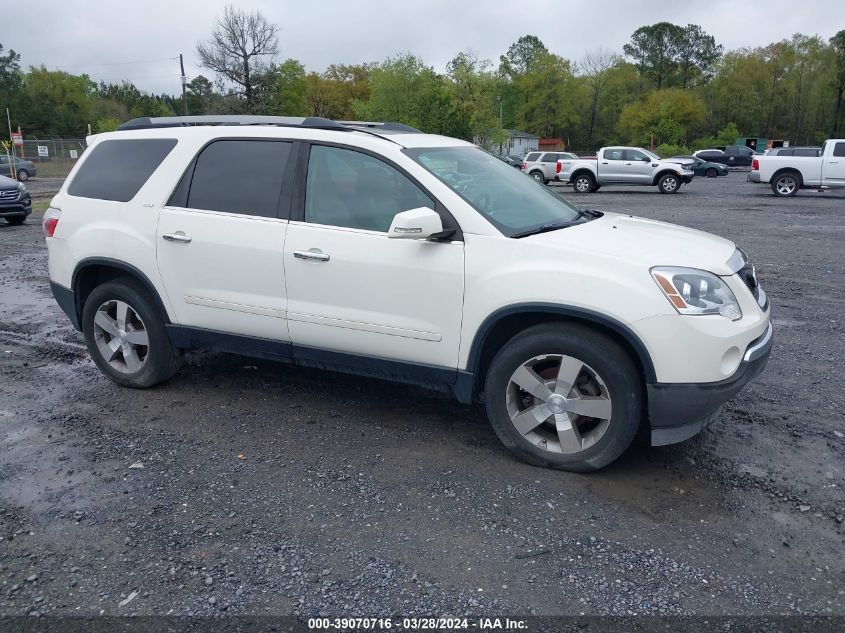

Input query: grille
[0,188,20,201]
[737,263,759,300]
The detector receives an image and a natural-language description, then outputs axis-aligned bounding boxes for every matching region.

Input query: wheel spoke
[94,311,119,337]
[98,337,122,362]
[555,413,583,453]
[115,301,130,330]
[122,344,141,372]
[554,356,582,396]
[511,403,552,435]
[510,365,553,402]
[125,328,149,346]
[567,395,612,420]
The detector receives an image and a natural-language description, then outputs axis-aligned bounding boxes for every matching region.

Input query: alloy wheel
[506,354,613,455]
[93,300,149,373]
[776,176,796,195]
[574,177,591,192]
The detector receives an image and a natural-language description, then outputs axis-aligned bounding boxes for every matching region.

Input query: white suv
[44,116,773,472]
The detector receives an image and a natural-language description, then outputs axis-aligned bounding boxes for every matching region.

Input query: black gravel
[0,172,843,619]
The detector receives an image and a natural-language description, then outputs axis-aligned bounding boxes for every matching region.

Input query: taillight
[556,162,561,173]
[751,159,759,171]
[43,207,61,237]
[520,163,526,170]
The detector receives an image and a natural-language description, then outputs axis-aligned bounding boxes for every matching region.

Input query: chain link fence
[4,138,88,179]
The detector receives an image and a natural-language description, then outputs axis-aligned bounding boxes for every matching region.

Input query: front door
[623,149,654,184]
[157,139,295,341]
[284,144,465,370]
[823,141,845,186]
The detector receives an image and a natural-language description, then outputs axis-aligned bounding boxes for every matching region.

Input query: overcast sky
[8,0,842,95]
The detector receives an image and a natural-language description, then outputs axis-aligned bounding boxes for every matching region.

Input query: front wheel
[657,173,680,194]
[484,324,642,472]
[16,169,29,182]
[572,173,595,193]
[772,173,799,197]
[82,278,182,388]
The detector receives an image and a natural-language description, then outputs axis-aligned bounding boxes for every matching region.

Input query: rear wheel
[772,172,799,197]
[572,173,595,193]
[705,168,717,178]
[16,169,29,182]
[657,173,680,194]
[529,170,547,185]
[484,324,642,472]
[82,278,181,388]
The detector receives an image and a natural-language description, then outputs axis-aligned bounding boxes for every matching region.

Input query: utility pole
[180,54,188,116]
[496,95,503,155]
[5,108,16,179]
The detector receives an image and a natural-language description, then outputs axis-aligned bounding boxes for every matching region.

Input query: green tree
[185,75,217,114]
[515,51,584,140]
[618,88,706,146]
[676,24,723,88]
[446,50,504,150]
[265,59,308,116]
[624,22,684,89]
[498,35,548,79]
[579,48,621,151]
[829,30,845,135]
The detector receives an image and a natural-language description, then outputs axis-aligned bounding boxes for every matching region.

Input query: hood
[0,175,20,188]
[662,157,695,166]
[526,212,737,275]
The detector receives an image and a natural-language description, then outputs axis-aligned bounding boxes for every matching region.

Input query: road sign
[11,132,22,146]
[69,149,78,159]
[37,145,49,157]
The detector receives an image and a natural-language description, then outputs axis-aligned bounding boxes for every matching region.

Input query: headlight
[651,267,742,321]
[18,181,26,191]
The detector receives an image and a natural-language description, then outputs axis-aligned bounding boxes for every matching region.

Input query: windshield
[642,149,660,161]
[404,146,581,236]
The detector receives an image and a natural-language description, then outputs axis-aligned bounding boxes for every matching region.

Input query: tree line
[2,7,844,156]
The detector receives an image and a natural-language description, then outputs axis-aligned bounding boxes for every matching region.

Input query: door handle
[601,161,609,164]
[293,249,330,262]
[625,162,632,165]
[162,232,192,243]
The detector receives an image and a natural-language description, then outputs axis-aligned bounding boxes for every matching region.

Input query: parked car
[748,138,845,196]
[693,145,754,168]
[0,174,32,225]
[44,115,772,472]
[495,154,523,169]
[765,147,822,157]
[521,151,578,184]
[666,155,729,178]
[0,155,37,181]
[559,147,694,193]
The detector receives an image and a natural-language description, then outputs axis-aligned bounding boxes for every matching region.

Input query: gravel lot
[0,172,843,621]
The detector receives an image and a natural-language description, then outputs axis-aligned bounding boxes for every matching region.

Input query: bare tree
[196,5,279,112]
[580,48,620,151]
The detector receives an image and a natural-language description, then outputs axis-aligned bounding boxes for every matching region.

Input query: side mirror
[641,156,650,162]
[388,207,443,240]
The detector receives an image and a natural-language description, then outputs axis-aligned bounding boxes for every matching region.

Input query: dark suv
[0,174,32,225]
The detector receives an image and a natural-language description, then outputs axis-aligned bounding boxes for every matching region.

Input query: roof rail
[116,115,348,132]
[339,121,422,133]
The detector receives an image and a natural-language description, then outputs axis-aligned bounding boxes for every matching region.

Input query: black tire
[771,172,799,197]
[82,278,181,388]
[705,168,717,178]
[657,173,680,194]
[529,170,547,185]
[572,173,595,193]
[483,323,642,472]
[5,215,25,225]
[16,169,28,182]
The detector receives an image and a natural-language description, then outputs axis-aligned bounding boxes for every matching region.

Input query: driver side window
[305,145,433,232]
[625,149,647,161]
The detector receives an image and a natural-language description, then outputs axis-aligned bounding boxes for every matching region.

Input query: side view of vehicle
[748,139,845,196]
[521,151,578,184]
[45,116,771,472]
[0,155,37,181]
[666,155,729,178]
[559,147,694,193]
[693,145,755,168]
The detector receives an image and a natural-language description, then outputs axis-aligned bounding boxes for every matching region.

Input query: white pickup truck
[558,147,694,194]
[749,139,845,196]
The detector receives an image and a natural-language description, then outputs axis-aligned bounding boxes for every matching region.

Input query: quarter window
[186,140,292,217]
[304,145,433,232]
[68,139,177,202]
[525,153,541,162]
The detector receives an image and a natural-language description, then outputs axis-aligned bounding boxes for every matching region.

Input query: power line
[44,56,180,70]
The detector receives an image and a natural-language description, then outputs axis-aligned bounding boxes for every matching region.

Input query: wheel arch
[71,258,172,327]
[651,170,682,186]
[569,168,595,184]
[462,304,656,402]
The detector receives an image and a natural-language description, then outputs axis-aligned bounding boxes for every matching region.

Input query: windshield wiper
[511,222,575,238]
[573,208,603,220]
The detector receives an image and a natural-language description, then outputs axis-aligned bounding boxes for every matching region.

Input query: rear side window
[186,140,292,217]
[68,139,176,202]
[541,153,559,162]
[525,153,540,162]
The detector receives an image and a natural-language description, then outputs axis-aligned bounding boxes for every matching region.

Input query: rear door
[541,152,561,179]
[599,149,625,182]
[156,139,296,341]
[822,141,845,186]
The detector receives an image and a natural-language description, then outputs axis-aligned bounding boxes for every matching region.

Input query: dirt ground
[0,172,843,620]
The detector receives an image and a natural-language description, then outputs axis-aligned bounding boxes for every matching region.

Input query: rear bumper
[50,281,81,330]
[648,323,773,446]
[747,172,762,183]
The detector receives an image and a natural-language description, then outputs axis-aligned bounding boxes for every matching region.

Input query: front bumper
[0,193,32,218]
[747,172,761,183]
[681,173,694,183]
[648,323,773,446]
